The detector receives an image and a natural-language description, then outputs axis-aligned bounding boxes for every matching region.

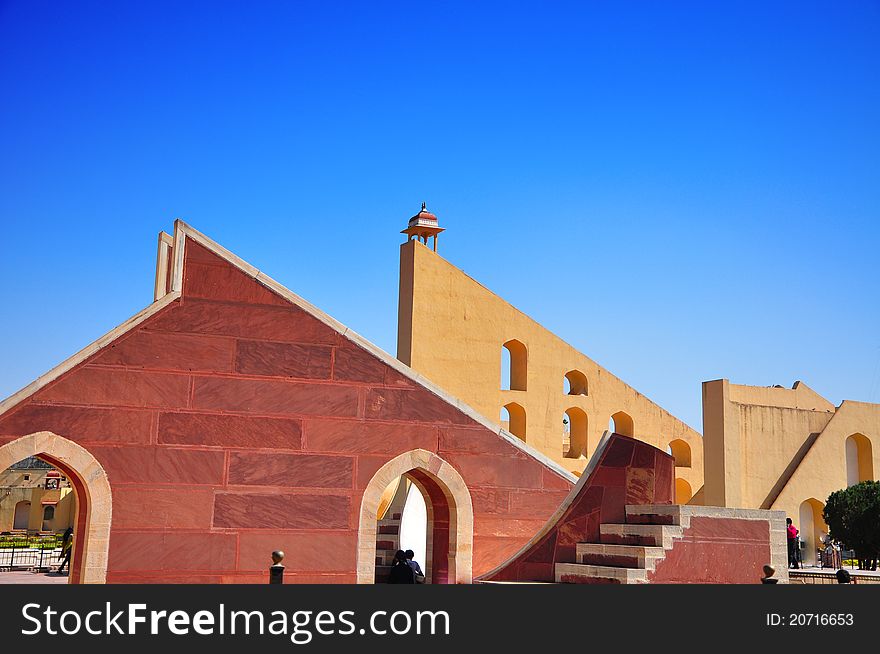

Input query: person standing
[404,549,425,584]
[57,527,73,574]
[786,518,799,569]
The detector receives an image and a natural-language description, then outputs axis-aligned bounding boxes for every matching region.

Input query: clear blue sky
[1,1,878,431]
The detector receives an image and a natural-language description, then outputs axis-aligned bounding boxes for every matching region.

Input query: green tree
[823,481,880,570]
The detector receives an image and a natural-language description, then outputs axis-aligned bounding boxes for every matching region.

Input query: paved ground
[0,571,69,584]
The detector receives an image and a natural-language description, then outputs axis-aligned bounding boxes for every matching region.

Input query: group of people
[387,549,425,584]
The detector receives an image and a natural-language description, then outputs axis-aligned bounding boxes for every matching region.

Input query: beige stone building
[396,206,879,535]
[397,207,703,501]
[703,379,879,565]
[0,456,77,534]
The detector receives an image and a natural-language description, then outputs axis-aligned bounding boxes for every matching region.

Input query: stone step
[625,505,683,525]
[576,543,666,569]
[599,523,682,548]
[555,562,648,584]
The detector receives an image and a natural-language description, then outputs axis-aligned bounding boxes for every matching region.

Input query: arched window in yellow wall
[675,478,692,504]
[667,439,692,468]
[501,402,527,441]
[845,433,874,486]
[501,340,527,391]
[563,407,588,459]
[563,370,588,396]
[609,411,634,437]
[13,501,30,530]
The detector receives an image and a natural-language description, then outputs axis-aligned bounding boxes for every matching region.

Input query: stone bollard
[269,550,285,584]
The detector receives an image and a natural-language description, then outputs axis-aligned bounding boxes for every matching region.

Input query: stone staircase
[374,513,402,583]
[554,505,684,584]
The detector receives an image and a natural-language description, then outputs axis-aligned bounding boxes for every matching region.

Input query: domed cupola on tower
[401,202,444,252]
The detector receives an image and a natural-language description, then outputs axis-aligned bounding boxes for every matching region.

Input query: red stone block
[602,438,634,467]
[36,367,190,409]
[184,258,290,307]
[227,452,353,488]
[235,340,332,379]
[93,331,234,373]
[439,427,523,457]
[475,517,549,539]
[508,490,567,516]
[108,532,237,571]
[0,404,152,444]
[354,456,391,489]
[304,418,438,454]
[237,532,356,572]
[184,239,228,266]
[471,536,529,575]
[90,446,225,484]
[440,453,544,489]
[108,573,224,584]
[112,487,215,529]
[332,344,386,384]
[146,299,339,345]
[159,412,302,449]
[192,377,359,417]
[383,366,417,387]
[213,492,350,529]
[364,388,474,425]
[542,468,574,491]
[469,488,511,514]
[276,573,357,584]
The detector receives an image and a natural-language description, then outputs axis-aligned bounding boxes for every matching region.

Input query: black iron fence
[0,534,64,572]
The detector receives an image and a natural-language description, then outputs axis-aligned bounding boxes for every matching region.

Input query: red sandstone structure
[0,221,786,584]
[0,222,573,583]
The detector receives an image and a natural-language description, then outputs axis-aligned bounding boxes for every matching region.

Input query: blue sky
[1,1,878,431]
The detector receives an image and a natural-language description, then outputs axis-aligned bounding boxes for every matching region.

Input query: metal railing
[0,534,65,572]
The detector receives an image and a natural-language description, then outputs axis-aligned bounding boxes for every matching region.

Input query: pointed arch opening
[357,449,473,584]
[667,439,692,468]
[0,432,111,584]
[563,407,588,459]
[501,340,527,391]
[798,498,827,567]
[501,402,526,442]
[845,433,873,486]
[563,370,588,396]
[609,411,634,437]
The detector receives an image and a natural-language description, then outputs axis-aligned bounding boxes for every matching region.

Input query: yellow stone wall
[0,465,77,533]
[703,379,879,564]
[397,239,703,497]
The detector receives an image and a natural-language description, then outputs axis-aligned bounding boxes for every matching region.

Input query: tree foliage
[823,481,880,570]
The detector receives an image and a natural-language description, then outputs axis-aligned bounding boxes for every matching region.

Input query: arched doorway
[798,498,826,568]
[12,501,31,530]
[0,432,111,584]
[357,449,473,584]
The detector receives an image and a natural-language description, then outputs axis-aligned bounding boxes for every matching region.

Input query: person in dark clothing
[405,549,425,584]
[387,550,415,584]
[786,518,800,569]
[57,527,73,574]
[836,569,852,584]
